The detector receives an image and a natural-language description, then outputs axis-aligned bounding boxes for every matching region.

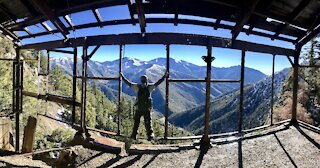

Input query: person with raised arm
[121,71,168,140]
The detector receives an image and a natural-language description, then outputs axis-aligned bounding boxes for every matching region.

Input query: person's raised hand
[165,71,169,77]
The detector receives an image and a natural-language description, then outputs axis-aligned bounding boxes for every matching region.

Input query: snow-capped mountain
[50,57,267,114]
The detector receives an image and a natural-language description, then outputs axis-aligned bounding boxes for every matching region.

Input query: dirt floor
[0,124,319,168]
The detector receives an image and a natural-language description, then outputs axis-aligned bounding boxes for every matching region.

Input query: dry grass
[273,89,313,124]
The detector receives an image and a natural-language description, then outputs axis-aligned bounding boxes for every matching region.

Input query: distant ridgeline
[51,57,267,114]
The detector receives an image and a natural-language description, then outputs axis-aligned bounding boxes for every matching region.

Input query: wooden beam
[297,19,320,46]
[127,0,136,25]
[48,49,74,55]
[232,0,260,40]
[18,18,296,43]
[63,15,74,31]
[21,33,295,56]
[164,44,169,139]
[134,0,146,35]
[0,24,19,42]
[201,45,214,148]
[239,50,245,132]
[30,0,69,38]
[86,45,101,61]
[40,22,52,32]
[23,28,33,36]
[72,47,77,124]
[117,45,123,135]
[291,46,301,123]
[213,19,221,30]
[92,9,103,27]
[272,0,312,40]
[22,91,81,106]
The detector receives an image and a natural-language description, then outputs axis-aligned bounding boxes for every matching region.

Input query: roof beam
[41,22,52,32]
[23,27,33,36]
[297,22,320,46]
[63,15,74,31]
[231,0,260,40]
[92,9,103,27]
[0,24,19,42]
[20,33,295,56]
[18,18,296,43]
[30,0,69,39]
[127,2,136,25]
[213,19,221,30]
[272,0,313,40]
[86,45,101,61]
[134,0,146,35]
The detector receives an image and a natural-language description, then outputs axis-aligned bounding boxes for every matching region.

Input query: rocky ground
[0,124,319,168]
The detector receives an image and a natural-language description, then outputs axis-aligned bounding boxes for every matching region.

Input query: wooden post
[72,47,77,124]
[291,46,302,124]
[117,45,123,135]
[22,116,37,153]
[239,50,245,133]
[201,46,214,148]
[14,47,21,152]
[80,39,88,130]
[270,54,275,125]
[164,44,170,139]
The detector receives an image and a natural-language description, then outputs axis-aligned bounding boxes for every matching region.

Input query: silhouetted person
[121,72,168,140]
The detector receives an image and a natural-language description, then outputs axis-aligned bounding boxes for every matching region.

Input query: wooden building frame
[0,0,318,151]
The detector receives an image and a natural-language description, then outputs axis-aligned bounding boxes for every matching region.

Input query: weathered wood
[270,54,275,125]
[201,46,214,147]
[72,47,77,124]
[117,45,123,135]
[22,91,81,106]
[0,118,14,150]
[239,50,245,132]
[291,46,301,122]
[22,116,37,153]
[164,44,170,139]
[80,42,88,129]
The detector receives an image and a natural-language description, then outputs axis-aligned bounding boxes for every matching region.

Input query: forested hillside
[0,35,189,151]
[274,39,320,127]
[170,69,289,134]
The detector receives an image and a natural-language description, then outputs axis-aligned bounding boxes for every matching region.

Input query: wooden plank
[22,116,37,153]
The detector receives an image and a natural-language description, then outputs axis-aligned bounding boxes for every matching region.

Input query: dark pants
[131,107,153,140]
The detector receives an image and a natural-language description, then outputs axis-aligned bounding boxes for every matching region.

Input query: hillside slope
[51,57,267,113]
[170,69,288,134]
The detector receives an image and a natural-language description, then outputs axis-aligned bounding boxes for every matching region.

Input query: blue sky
[19,5,295,75]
